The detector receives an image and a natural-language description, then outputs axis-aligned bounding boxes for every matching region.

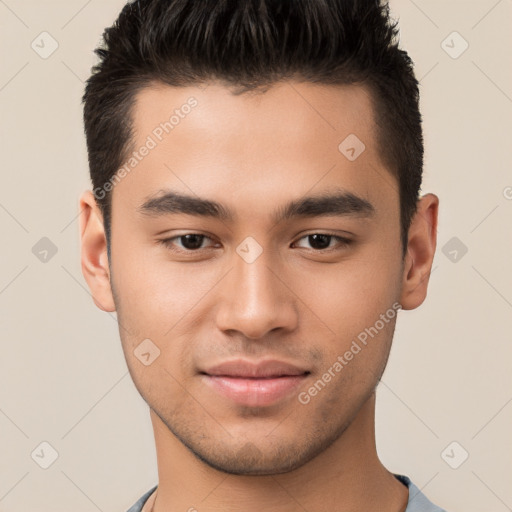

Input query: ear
[399,193,439,310]
[78,190,116,312]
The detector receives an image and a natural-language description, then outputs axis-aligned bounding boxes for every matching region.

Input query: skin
[79,80,438,512]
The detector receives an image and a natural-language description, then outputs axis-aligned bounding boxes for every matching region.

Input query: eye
[158,232,352,255]
[292,233,352,251]
[158,233,218,252]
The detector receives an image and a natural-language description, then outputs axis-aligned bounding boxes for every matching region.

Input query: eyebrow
[138,188,375,223]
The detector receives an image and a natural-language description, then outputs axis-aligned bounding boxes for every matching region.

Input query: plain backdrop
[1,1,511,511]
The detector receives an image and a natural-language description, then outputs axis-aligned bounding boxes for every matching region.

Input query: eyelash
[157,232,352,254]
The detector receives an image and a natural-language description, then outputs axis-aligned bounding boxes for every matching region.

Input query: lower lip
[202,374,308,407]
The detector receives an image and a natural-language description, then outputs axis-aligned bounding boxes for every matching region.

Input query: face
[80,80,437,476]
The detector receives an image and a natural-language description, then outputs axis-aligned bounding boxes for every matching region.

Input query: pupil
[182,234,204,250]
[179,235,332,251]
[309,234,330,249]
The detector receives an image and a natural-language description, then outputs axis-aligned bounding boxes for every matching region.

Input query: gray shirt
[126,473,448,511]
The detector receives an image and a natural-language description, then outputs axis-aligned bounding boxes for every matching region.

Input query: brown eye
[306,234,331,250]
[159,233,216,252]
[177,234,206,250]
[293,233,352,251]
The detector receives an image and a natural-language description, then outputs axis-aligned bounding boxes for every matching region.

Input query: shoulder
[127,477,450,512]
[125,485,158,512]
[394,473,449,512]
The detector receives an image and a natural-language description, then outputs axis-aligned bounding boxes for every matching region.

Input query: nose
[215,247,298,339]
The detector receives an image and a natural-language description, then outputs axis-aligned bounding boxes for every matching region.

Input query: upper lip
[201,359,309,378]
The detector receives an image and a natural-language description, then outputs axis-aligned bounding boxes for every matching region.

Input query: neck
[148,392,408,512]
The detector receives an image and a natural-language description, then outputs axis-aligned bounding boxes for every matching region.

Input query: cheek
[111,245,230,383]
[288,247,402,390]
[291,253,401,334]
[111,240,218,329]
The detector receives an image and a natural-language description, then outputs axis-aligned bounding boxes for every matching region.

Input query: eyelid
[158,231,353,254]
[292,232,353,251]
[158,232,218,252]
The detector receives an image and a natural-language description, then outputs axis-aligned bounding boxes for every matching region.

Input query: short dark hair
[83,0,423,259]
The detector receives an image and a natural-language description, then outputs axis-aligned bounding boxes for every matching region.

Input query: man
[79,0,446,510]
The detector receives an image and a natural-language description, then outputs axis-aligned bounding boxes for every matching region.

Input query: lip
[200,358,310,407]
[202,375,307,407]
[202,358,309,378]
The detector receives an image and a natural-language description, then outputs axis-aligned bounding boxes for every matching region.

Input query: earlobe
[79,190,116,312]
[399,193,439,310]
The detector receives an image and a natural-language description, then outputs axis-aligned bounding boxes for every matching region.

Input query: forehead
[130,80,378,160]
[112,80,396,221]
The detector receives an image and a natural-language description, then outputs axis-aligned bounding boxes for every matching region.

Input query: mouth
[199,358,310,407]
[200,374,310,407]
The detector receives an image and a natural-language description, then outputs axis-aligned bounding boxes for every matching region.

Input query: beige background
[1,0,511,511]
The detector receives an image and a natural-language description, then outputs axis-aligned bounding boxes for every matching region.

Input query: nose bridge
[215,243,297,338]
